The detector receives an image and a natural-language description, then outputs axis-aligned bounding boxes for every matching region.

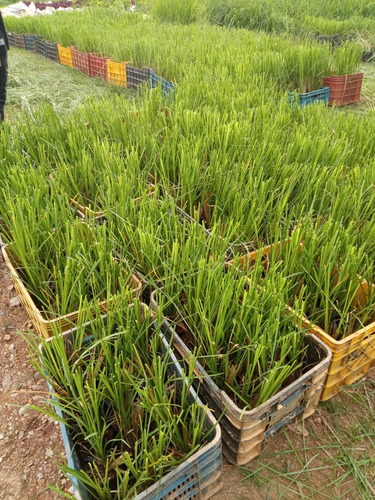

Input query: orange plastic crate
[107,60,130,87]
[71,46,90,75]
[57,44,74,68]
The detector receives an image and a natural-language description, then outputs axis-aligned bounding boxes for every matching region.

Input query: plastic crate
[126,64,151,89]
[45,40,59,63]
[6,32,15,47]
[35,37,59,62]
[107,60,127,87]
[288,87,330,107]
[24,34,36,52]
[226,238,304,273]
[88,52,109,79]
[13,33,26,50]
[35,36,48,58]
[40,319,222,500]
[149,70,175,98]
[71,46,90,75]
[156,316,330,465]
[57,44,74,68]
[1,244,142,339]
[323,73,364,106]
[300,279,375,401]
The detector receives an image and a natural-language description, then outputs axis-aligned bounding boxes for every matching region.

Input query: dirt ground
[1,259,375,500]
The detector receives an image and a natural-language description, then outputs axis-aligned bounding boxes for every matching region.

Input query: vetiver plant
[106,196,230,284]
[152,0,197,24]
[154,259,310,410]
[330,40,363,75]
[267,221,375,340]
[2,194,137,319]
[281,44,331,93]
[53,143,154,217]
[26,300,214,498]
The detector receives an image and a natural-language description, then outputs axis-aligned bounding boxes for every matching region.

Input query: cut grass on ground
[240,376,375,500]
[6,48,132,121]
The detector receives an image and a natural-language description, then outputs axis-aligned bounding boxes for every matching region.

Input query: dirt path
[0,261,70,499]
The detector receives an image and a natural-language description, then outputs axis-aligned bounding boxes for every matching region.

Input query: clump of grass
[330,40,363,75]
[152,0,197,24]
[267,221,375,339]
[3,197,136,317]
[154,260,309,410]
[26,301,211,498]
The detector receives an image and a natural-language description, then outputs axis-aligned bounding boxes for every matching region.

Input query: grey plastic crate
[126,64,150,89]
[35,36,59,62]
[151,290,331,465]
[6,32,15,47]
[40,315,222,500]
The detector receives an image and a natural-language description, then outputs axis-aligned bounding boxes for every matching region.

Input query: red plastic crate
[88,53,109,79]
[323,73,363,106]
[107,60,127,87]
[71,46,90,76]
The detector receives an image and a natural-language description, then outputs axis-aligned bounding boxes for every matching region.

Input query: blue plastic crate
[25,34,36,52]
[40,315,222,500]
[149,70,175,98]
[288,86,330,107]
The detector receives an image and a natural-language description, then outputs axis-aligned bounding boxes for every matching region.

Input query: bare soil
[0,260,70,500]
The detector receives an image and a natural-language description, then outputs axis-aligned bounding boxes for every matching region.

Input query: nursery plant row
[4,8,369,104]
[7,31,175,97]
[1,157,375,498]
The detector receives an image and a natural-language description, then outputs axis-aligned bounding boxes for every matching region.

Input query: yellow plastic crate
[301,280,375,401]
[2,245,142,339]
[107,60,130,87]
[57,44,74,68]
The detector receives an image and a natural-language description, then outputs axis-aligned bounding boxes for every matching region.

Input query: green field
[2,2,375,498]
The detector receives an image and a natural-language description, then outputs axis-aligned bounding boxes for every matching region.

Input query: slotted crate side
[289,87,330,107]
[24,34,36,52]
[45,40,59,63]
[57,44,74,67]
[88,52,109,79]
[323,73,363,106]
[149,70,175,97]
[35,36,48,57]
[40,323,222,500]
[107,60,127,86]
[13,33,26,49]
[6,32,15,47]
[71,46,90,75]
[302,314,375,401]
[126,64,150,89]
[1,244,142,339]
